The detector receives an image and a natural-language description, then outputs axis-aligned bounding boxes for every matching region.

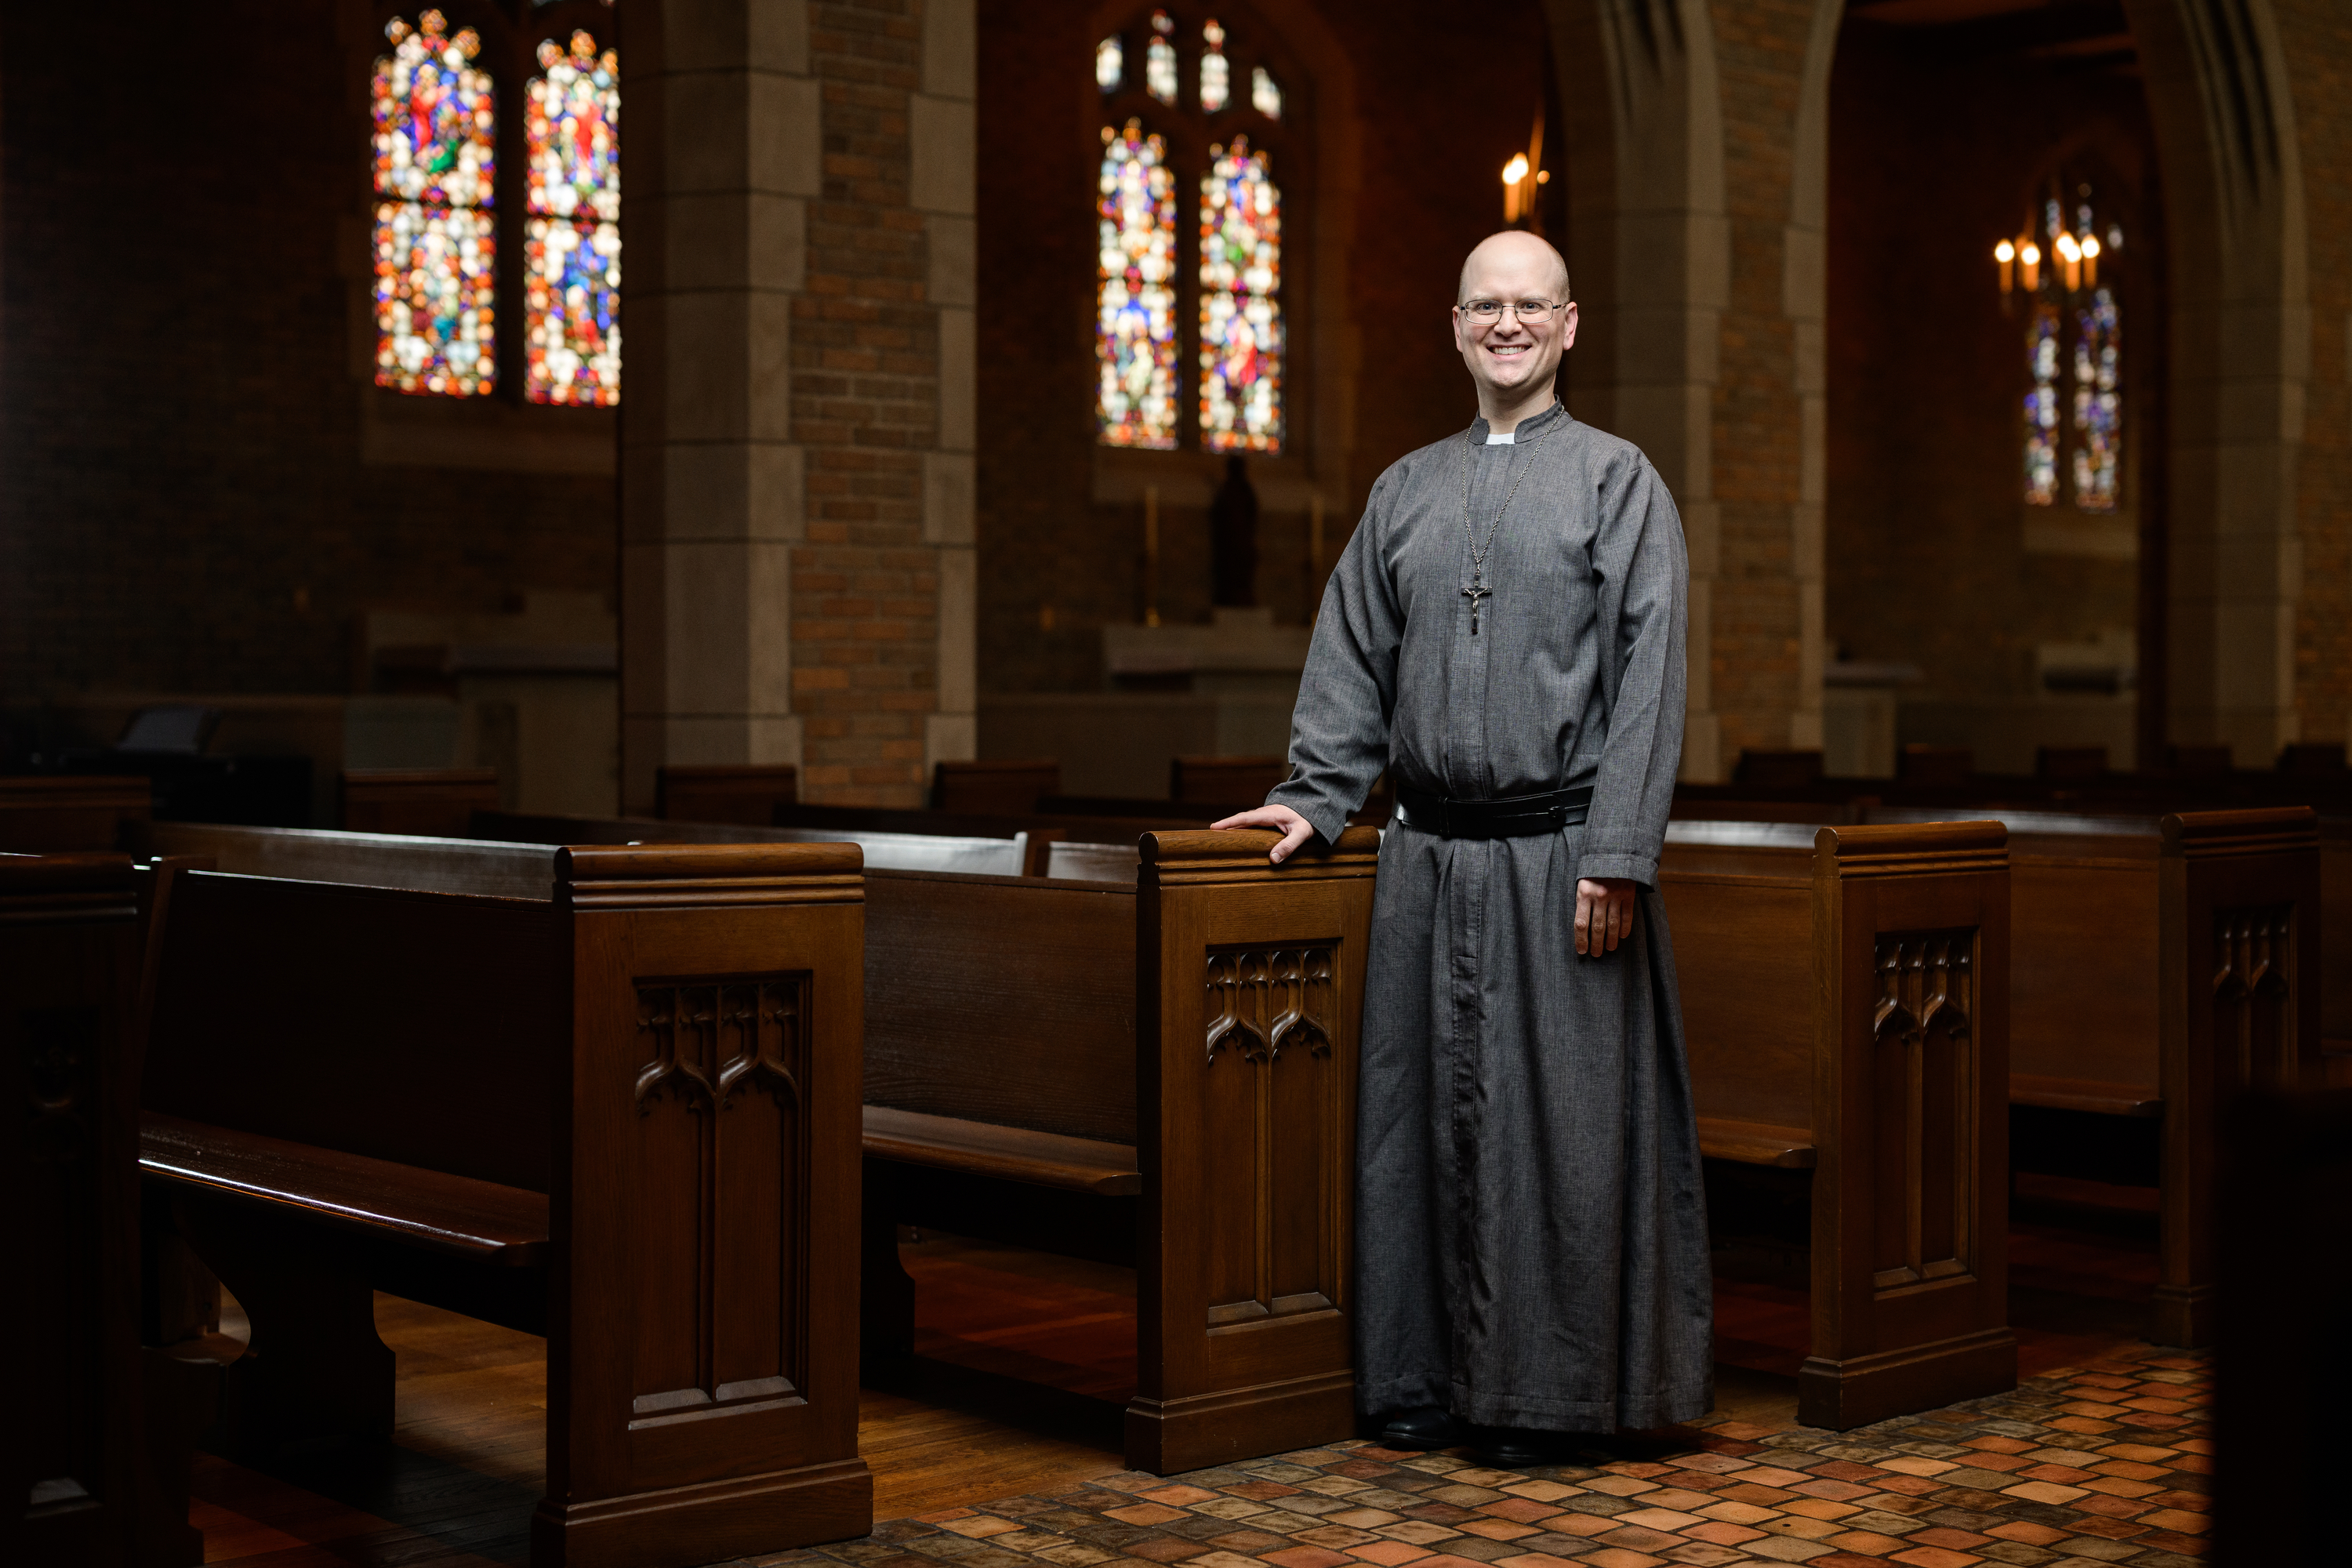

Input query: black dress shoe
[1469,1426,1602,1468]
[1377,1406,1461,1450]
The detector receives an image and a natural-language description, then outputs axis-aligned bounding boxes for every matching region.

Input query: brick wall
[796,0,941,804]
[0,1,613,715]
[2276,0,2352,746]
[1704,0,1813,764]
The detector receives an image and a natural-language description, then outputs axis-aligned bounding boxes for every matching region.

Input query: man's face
[1450,240,1577,405]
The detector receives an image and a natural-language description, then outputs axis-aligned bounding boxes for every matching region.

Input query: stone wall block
[909,96,978,216]
[923,452,975,544]
[750,73,824,196]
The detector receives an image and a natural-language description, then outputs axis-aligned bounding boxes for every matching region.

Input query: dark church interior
[6,0,2350,1563]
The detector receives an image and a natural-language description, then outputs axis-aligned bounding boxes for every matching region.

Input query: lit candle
[2081,234,2101,289]
[1994,238,2016,296]
[2056,231,2082,292]
[2020,241,2041,293]
[1501,154,1528,223]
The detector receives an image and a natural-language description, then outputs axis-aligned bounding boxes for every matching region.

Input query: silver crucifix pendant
[1463,579,1492,634]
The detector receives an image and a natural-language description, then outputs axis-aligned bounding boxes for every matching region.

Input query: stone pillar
[916,0,979,782]
[619,0,820,814]
[1555,0,1730,779]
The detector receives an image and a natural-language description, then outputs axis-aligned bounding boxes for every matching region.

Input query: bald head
[1458,230,1570,306]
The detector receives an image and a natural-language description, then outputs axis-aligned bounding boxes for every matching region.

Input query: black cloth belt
[1393,784,1593,839]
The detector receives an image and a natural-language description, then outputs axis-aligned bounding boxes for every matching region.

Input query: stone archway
[1547,0,1732,780]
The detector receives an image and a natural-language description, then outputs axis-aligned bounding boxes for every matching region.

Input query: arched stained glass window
[2024,303,2060,506]
[1094,7,1295,455]
[1146,12,1178,105]
[2071,286,2120,510]
[525,29,621,406]
[1200,20,1230,112]
[372,11,497,397]
[1098,122,1179,448]
[1200,137,1282,452]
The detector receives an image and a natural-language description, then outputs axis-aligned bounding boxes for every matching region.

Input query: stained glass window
[1200,20,1230,112]
[1096,35,1123,92]
[2024,303,2060,506]
[1098,122,1179,448]
[2071,286,2120,511]
[1200,138,1283,452]
[1146,12,1178,105]
[524,30,621,406]
[372,12,497,396]
[1252,67,1283,120]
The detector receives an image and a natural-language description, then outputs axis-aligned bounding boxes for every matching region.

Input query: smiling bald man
[1216,232,1711,1466]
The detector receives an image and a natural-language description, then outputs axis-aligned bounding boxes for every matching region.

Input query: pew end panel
[2153,807,2324,1349]
[1805,822,2016,1431]
[1128,827,1378,1474]
[2,854,156,1566]
[537,843,871,1568]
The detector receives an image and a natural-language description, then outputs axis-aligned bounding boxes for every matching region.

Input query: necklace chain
[1457,412,1558,591]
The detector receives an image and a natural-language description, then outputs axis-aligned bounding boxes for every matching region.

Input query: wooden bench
[132,823,870,1566]
[931,758,1060,815]
[655,763,800,825]
[475,808,1052,878]
[1658,819,2015,1429]
[859,827,1378,1473]
[339,767,501,835]
[5,851,208,1566]
[1864,804,2321,1346]
[0,775,151,851]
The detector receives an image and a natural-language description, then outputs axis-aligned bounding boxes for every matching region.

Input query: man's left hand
[1575,878,1637,956]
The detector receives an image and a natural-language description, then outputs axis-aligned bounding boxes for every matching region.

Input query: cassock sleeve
[1265,470,1404,847]
[1577,456,1689,887]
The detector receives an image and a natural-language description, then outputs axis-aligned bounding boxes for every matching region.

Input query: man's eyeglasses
[1459,298,1563,325]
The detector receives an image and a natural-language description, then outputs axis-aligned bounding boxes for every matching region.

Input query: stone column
[619,0,820,814]
[916,0,978,782]
[1555,0,1730,779]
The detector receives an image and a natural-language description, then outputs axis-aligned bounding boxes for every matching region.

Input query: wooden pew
[339,767,501,835]
[475,808,1051,878]
[655,762,799,825]
[860,828,1377,1472]
[1659,820,2015,1429]
[132,824,870,1567]
[1884,804,2319,1345]
[1169,754,1289,805]
[931,758,1059,814]
[4,851,202,1566]
[0,775,151,851]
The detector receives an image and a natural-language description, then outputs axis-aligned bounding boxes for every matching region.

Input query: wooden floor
[186,1194,2159,1567]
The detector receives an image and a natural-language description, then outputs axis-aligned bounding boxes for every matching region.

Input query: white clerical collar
[1485,431,1516,445]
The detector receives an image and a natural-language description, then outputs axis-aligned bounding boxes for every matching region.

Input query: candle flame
[1994,240,2015,263]
[1501,154,1529,186]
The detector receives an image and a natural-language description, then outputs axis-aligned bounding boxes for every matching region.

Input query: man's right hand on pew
[1210,804,1316,865]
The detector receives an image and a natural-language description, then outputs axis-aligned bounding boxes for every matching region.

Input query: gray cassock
[1266,399,1713,1432]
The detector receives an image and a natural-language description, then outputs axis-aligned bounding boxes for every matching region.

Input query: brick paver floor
[730,1345,2210,1568]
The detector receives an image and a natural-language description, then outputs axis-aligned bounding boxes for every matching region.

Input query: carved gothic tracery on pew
[2210,904,2295,1094]
[1200,944,1339,1328]
[630,975,813,1420]
[1870,929,1979,1293]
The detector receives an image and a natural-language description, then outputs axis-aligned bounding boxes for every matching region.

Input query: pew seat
[1693,1118,1817,1169]
[140,1114,547,1263]
[861,1106,1141,1196]
[2009,1075,2162,1117]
